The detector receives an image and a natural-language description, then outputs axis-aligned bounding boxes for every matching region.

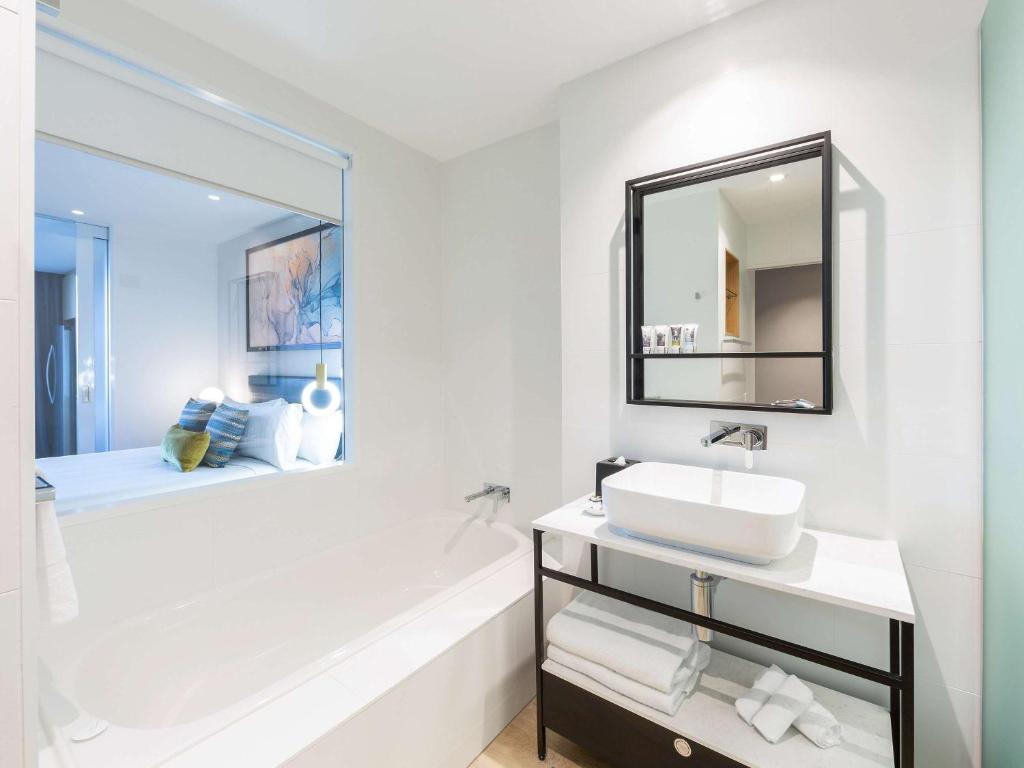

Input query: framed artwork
[246,223,342,352]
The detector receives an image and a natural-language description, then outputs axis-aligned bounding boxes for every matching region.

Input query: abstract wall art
[246,223,342,351]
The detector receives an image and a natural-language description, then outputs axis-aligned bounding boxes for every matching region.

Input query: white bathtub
[38,511,552,768]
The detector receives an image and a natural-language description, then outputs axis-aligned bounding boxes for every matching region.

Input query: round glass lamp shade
[302,380,341,415]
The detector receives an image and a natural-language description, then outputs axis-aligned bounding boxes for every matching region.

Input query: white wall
[440,124,562,531]
[1,1,35,766]
[747,214,822,269]
[109,225,220,449]
[642,188,722,400]
[718,194,755,401]
[559,1,983,765]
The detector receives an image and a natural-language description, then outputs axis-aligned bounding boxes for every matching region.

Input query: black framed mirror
[625,132,833,414]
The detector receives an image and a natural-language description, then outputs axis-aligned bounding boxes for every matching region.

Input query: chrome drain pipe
[690,571,715,642]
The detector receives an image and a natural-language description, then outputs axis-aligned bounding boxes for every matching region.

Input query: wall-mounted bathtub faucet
[700,420,767,451]
[464,483,511,503]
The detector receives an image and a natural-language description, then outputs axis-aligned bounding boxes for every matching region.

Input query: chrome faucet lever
[464,483,511,503]
[700,420,768,451]
[700,425,741,447]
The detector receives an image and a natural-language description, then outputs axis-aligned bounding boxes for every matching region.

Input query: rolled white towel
[547,643,710,715]
[735,664,786,725]
[795,700,843,748]
[752,674,813,744]
[36,489,78,625]
[546,592,696,693]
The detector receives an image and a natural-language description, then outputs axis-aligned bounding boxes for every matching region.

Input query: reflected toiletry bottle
[682,324,698,354]
[654,325,669,354]
[669,324,683,354]
[641,325,653,355]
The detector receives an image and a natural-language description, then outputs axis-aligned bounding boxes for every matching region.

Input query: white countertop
[533,497,915,623]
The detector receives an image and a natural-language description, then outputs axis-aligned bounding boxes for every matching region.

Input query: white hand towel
[36,494,78,625]
[795,700,843,748]
[752,674,813,744]
[546,592,696,693]
[735,663,786,724]
[547,642,710,715]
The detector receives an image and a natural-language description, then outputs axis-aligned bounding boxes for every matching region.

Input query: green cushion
[161,424,211,472]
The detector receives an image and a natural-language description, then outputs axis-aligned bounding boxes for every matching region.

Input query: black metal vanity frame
[533,532,914,767]
[625,131,834,414]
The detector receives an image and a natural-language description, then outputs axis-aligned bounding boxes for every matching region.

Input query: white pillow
[227,397,302,469]
[298,410,343,465]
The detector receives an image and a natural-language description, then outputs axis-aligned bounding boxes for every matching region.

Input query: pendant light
[302,223,341,415]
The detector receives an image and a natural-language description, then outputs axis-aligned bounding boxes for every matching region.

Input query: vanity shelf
[532,496,915,768]
[544,648,893,768]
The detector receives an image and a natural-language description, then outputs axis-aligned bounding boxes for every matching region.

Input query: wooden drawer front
[543,672,745,768]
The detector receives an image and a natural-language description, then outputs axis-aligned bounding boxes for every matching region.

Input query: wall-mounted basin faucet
[701,424,741,447]
[700,421,767,451]
[464,484,511,503]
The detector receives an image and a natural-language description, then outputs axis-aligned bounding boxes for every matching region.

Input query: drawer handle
[673,738,692,757]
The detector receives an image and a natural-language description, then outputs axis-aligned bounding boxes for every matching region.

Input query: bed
[38,375,342,515]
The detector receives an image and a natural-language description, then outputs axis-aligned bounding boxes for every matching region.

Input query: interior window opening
[34,139,345,515]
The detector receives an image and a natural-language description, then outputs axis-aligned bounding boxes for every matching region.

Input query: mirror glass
[637,155,826,408]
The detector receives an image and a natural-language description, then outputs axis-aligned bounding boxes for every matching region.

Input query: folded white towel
[36,490,78,625]
[546,592,696,693]
[735,664,786,724]
[795,700,843,748]
[752,674,813,744]
[547,642,710,715]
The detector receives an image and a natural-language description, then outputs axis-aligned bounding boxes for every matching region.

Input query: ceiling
[720,157,821,226]
[35,216,78,274]
[35,140,311,254]
[117,0,767,161]
[651,157,821,227]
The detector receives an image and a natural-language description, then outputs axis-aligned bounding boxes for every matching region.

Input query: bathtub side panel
[286,595,536,768]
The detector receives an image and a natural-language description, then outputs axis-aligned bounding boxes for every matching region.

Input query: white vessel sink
[602,462,805,565]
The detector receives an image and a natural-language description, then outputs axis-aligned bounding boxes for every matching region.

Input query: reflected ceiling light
[769,173,786,183]
[207,194,221,201]
[70,209,84,216]
[198,386,224,404]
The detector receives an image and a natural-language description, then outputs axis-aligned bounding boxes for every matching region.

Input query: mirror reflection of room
[33,139,344,513]
[641,156,823,406]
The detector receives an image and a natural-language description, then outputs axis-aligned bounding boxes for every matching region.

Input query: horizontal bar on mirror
[630,351,826,359]
[626,398,831,415]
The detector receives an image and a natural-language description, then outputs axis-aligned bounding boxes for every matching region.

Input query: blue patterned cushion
[178,398,217,432]
[202,403,249,468]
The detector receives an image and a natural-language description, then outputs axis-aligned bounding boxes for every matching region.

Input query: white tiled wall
[0,591,22,763]
[440,124,563,529]
[558,0,984,764]
[1,1,33,767]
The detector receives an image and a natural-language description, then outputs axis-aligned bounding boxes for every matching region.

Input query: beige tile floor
[470,700,609,768]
